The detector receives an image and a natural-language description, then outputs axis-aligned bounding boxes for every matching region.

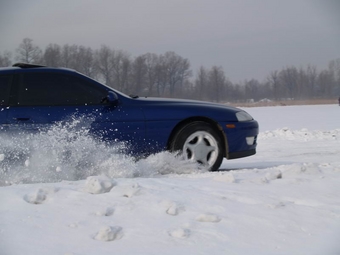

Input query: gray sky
[1,0,339,82]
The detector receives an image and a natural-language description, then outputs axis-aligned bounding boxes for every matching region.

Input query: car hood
[130,97,242,122]
[135,96,240,111]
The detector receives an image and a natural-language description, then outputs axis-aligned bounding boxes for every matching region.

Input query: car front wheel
[170,121,223,171]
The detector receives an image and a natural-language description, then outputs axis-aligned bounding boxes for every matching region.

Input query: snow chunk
[168,228,190,238]
[94,226,123,241]
[166,205,178,216]
[24,189,47,204]
[196,213,221,223]
[166,203,182,216]
[85,175,115,194]
[300,163,322,175]
[283,163,323,177]
[161,200,185,216]
[123,183,141,198]
[23,187,58,204]
[265,170,282,181]
[0,154,4,162]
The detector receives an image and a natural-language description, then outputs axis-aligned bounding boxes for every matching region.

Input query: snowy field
[1,104,340,255]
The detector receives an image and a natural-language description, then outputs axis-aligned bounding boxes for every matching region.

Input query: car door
[0,74,11,133]
[7,70,146,154]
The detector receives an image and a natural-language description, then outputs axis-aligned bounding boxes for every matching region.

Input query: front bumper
[228,148,256,159]
[221,120,259,160]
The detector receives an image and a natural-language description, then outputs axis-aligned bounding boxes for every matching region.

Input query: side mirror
[102,91,119,105]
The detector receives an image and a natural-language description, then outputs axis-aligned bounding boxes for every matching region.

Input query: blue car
[0,63,258,171]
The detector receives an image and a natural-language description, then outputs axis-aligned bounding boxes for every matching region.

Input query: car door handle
[15,117,30,121]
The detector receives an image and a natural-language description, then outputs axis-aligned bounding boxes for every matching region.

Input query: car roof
[12,63,46,68]
[0,63,75,73]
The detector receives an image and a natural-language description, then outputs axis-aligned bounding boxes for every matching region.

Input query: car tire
[170,121,223,171]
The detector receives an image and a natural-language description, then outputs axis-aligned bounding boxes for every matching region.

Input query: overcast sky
[0,0,339,82]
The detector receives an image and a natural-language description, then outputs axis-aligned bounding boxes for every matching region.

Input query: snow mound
[84,175,115,194]
[94,226,123,241]
[282,163,323,177]
[259,128,340,141]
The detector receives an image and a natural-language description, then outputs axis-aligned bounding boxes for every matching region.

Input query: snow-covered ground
[1,104,340,255]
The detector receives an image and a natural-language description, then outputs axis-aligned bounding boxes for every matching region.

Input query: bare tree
[306,65,318,98]
[63,45,81,72]
[208,66,226,102]
[131,55,147,95]
[42,43,61,67]
[280,67,298,99]
[329,58,340,81]
[0,51,12,67]
[60,44,76,68]
[258,81,273,100]
[267,70,281,100]
[317,70,335,98]
[296,67,307,99]
[16,38,42,63]
[111,50,131,92]
[76,46,96,78]
[95,45,114,87]
[231,83,244,102]
[143,53,159,96]
[328,59,340,95]
[154,55,168,96]
[245,79,260,101]
[163,51,191,97]
[195,66,209,100]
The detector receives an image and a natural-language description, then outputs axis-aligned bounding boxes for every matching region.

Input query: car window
[15,72,107,106]
[0,75,11,106]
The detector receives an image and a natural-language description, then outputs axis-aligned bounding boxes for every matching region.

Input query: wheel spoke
[183,131,218,168]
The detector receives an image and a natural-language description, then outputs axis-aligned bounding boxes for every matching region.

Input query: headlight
[236,111,253,122]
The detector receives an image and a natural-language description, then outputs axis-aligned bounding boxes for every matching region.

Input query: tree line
[1,38,339,102]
